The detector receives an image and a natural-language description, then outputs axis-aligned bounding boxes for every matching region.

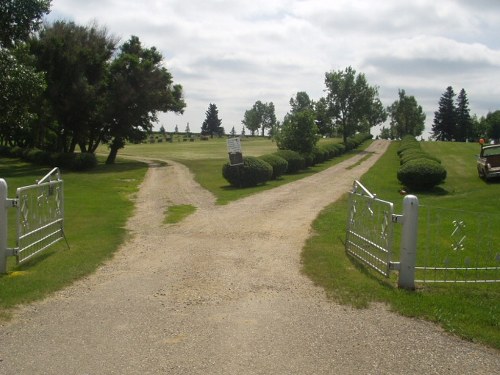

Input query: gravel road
[0,140,498,374]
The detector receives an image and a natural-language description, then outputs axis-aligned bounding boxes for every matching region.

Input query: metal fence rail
[415,205,500,283]
[345,181,395,277]
[15,168,66,264]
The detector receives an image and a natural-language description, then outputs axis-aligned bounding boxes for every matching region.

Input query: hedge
[222,156,273,187]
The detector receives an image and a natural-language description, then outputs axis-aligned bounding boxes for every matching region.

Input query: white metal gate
[0,168,67,273]
[346,180,419,289]
[345,180,395,277]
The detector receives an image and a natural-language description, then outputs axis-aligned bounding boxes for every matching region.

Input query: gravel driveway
[0,140,498,374]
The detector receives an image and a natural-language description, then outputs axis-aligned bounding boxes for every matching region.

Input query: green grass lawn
[2,138,498,350]
[0,157,147,319]
[302,140,500,349]
[107,136,349,205]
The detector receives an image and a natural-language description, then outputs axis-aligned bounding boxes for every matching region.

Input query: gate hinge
[391,214,403,224]
[5,198,17,208]
[5,248,17,257]
[389,262,400,271]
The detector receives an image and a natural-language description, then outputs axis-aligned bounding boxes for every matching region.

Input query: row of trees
[239,66,388,155]
[1,1,185,163]
[432,86,500,142]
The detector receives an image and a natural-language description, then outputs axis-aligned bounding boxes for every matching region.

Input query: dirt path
[0,140,498,374]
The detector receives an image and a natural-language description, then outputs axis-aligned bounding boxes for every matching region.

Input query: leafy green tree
[104,36,185,163]
[432,86,456,141]
[0,46,45,146]
[0,0,51,48]
[313,97,333,136]
[242,100,276,136]
[201,103,222,138]
[277,109,318,154]
[324,66,378,143]
[0,0,50,147]
[365,97,387,131]
[387,89,425,138]
[30,21,118,152]
[485,110,500,143]
[290,91,313,114]
[455,88,472,142]
[242,107,259,136]
[379,126,392,140]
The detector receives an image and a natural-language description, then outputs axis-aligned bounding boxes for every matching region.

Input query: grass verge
[164,204,196,224]
[0,157,147,319]
[301,141,500,349]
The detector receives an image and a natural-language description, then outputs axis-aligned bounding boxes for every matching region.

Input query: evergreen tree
[201,103,222,138]
[455,88,472,142]
[432,86,456,141]
[230,126,236,137]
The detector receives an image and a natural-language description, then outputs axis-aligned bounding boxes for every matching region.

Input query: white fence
[0,168,67,273]
[346,180,418,289]
[346,180,500,287]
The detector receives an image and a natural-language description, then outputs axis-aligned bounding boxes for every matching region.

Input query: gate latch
[391,214,403,224]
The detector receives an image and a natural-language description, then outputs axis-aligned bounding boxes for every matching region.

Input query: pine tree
[455,88,472,142]
[432,86,456,141]
[201,103,222,138]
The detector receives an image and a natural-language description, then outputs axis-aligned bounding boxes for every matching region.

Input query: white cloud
[46,0,500,135]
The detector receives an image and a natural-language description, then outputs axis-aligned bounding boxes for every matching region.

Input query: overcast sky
[46,0,500,137]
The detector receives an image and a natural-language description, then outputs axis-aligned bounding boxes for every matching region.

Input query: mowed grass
[0,158,147,319]
[302,140,500,349]
[110,137,353,205]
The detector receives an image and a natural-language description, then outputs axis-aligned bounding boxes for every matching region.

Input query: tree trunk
[106,137,124,164]
[106,146,119,164]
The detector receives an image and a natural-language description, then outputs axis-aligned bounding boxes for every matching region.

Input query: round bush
[72,153,98,171]
[25,148,51,165]
[258,154,288,180]
[397,159,447,190]
[222,156,273,187]
[400,151,441,165]
[274,150,305,173]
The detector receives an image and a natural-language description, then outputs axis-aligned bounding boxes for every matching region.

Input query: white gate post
[398,194,419,290]
[0,179,8,273]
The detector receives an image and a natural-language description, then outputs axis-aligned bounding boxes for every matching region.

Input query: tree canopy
[241,100,276,136]
[324,66,380,142]
[387,89,425,138]
[0,0,51,48]
[105,36,185,163]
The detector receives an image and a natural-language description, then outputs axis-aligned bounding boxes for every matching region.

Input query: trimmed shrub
[259,154,288,179]
[397,159,447,190]
[72,153,98,171]
[400,151,441,165]
[274,149,305,173]
[25,148,51,165]
[222,156,273,187]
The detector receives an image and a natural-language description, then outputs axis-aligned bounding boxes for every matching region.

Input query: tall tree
[105,36,185,163]
[432,86,456,141]
[485,110,500,144]
[324,66,378,143]
[455,88,472,142]
[241,100,276,136]
[0,0,51,48]
[242,107,259,136]
[0,0,50,147]
[313,97,333,136]
[289,91,313,114]
[277,109,318,154]
[387,89,425,138]
[0,46,45,147]
[30,21,118,152]
[201,103,222,138]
